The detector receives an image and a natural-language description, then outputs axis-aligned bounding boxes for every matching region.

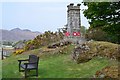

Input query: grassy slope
[2,44,112,78]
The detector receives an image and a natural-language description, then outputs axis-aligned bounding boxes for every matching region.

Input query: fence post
[1,48,3,60]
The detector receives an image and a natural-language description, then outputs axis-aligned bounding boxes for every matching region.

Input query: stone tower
[66,3,81,43]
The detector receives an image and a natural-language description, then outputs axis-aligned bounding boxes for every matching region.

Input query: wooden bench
[18,55,39,78]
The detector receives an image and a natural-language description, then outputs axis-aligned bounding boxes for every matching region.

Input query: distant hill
[0,28,41,42]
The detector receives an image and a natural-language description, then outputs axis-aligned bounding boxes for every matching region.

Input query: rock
[47,41,71,48]
[72,41,119,63]
[95,65,118,78]
[47,45,57,48]
[72,43,91,63]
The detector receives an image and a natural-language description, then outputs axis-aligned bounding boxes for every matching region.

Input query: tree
[83,2,120,43]
[80,26,86,36]
[85,27,111,41]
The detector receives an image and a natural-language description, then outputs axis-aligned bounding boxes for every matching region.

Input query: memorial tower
[66,3,81,43]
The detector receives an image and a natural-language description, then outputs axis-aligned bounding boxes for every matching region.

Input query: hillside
[2,44,110,78]
[0,28,41,42]
[2,41,119,78]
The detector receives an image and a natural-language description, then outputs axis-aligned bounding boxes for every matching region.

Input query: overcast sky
[0,0,90,33]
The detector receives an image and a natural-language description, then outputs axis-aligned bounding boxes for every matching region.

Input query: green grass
[38,55,109,78]
[2,44,111,78]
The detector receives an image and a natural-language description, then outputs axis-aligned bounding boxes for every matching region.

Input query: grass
[38,55,109,78]
[2,44,112,78]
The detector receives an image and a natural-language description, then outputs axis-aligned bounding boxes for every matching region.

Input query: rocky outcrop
[72,41,119,63]
[47,41,72,48]
[72,43,91,63]
[95,65,118,78]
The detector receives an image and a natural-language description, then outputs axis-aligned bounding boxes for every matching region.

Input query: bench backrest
[29,55,39,68]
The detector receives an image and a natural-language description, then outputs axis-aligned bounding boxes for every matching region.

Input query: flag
[77,32,80,36]
[65,32,70,36]
[73,32,80,36]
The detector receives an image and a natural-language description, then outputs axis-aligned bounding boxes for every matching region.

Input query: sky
[0,0,90,33]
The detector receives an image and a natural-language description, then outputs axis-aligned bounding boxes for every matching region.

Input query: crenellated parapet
[67,3,81,12]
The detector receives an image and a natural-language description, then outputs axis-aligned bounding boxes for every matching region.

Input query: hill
[2,41,119,78]
[0,28,41,42]
[2,44,110,78]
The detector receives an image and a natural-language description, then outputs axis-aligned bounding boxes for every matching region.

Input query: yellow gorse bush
[14,49,24,55]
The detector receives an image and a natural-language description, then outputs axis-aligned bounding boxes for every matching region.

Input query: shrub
[14,49,24,55]
[85,27,119,44]
[24,31,64,50]
[85,27,108,41]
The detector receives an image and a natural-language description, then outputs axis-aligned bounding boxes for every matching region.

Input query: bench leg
[19,62,24,72]
[19,63,21,72]
[25,69,28,78]
[36,69,38,77]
